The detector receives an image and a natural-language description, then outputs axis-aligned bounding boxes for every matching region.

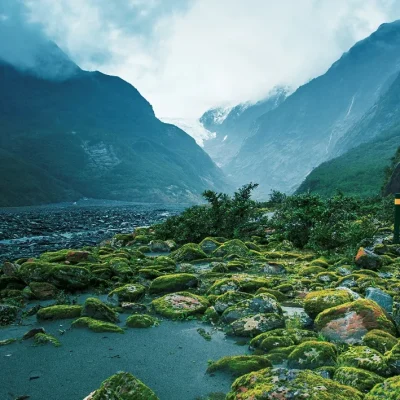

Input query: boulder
[212,239,249,258]
[149,273,198,294]
[314,299,396,344]
[2,262,19,276]
[288,340,337,369]
[172,243,207,262]
[83,372,159,400]
[149,240,170,253]
[365,287,393,313]
[0,304,20,325]
[126,314,158,328]
[29,282,57,300]
[333,367,384,392]
[365,375,400,400]
[108,284,146,303]
[37,305,82,321]
[82,297,119,323]
[207,355,272,376]
[355,248,383,270]
[226,313,285,337]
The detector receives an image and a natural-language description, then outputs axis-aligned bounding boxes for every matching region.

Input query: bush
[154,183,266,243]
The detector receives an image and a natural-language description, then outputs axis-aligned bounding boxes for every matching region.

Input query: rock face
[314,299,396,344]
[386,163,400,195]
[0,46,230,207]
[226,21,400,197]
[84,372,159,400]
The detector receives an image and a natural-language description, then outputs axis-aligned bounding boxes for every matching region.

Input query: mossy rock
[333,366,384,392]
[108,284,146,302]
[314,299,396,344]
[298,266,326,277]
[221,294,282,324]
[29,282,57,300]
[338,346,390,376]
[207,278,241,295]
[363,329,398,354]
[18,261,53,283]
[34,333,61,347]
[287,341,336,369]
[316,272,339,283]
[203,306,220,323]
[233,275,271,293]
[126,314,158,328]
[386,342,400,374]
[214,291,254,313]
[82,297,119,323]
[212,240,250,258]
[149,240,170,252]
[152,292,209,319]
[172,243,207,262]
[85,371,159,399]
[0,304,20,325]
[39,249,70,263]
[149,273,198,294]
[250,328,318,349]
[226,367,364,400]
[310,258,330,268]
[0,338,17,346]
[365,375,400,400]
[255,288,287,302]
[304,289,354,319]
[207,355,271,377]
[72,317,124,334]
[259,335,295,352]
[49,265,90,289]
[37,305,82,321]
[200,238,222,254]
[226,313,285,337]
[355,247,383,270]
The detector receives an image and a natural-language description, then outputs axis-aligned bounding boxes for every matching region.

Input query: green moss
[212,240,250,258]
[386,342,400,374]
[152,291,209,319]
[250,328,318,349]
[126,314,159,328]
[199,237,223,254]
[226,313,285,337]
[88,371,159,399]
[310,258,330,268]
[108,284,146,302]
[338,346,390,376]
[29,282,57,300]
[287,341,337,369]
[333,366,384,392]
[207,355,271,376]
[37,305,82,321]
[365,375,400,400]
[149,273,198,294]
[214,291,254,313]
[203,306,219,323]
[0,338,17,346]
[39,249,70,263]
[226,368,364,400]
[72,317,124,334]
[304,289,353,319]
[316,272,339,283]
[34,333,61,347]
[255,288,287,302]
[172,243,207,262]
[82,297,119,323]
[0,303,19,325]
[259,336,295,352]
[298,266,326,277]
[363,330,398,354]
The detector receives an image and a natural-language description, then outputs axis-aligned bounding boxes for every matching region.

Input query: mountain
[0,43,230,207]
[199,87,288,167]
[226,20,400,198]
[297,70,400,197]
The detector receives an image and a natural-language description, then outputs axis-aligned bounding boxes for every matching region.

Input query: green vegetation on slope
[296,126,400,198]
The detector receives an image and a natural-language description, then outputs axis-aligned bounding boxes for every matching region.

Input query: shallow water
[0,314,249,400]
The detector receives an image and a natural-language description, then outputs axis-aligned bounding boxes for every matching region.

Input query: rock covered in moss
[34,333,61,347]
[2,261,20,276]
[37,305,82,321]
[363,330,398,354]
[221,294,282,323]
[355,248,383,270]
[333,366,384,392]
[200,237,222,254]
[172,243,207,262]
[0,304,20,325]
[0,338,17,346]
[126,314,158,328]
[149,240,170,253]
[207,355,272,376]
[84,371,159,400]
[29,282,57,299]
[214,291,254,313]
[304,289,354,319]
[287,341,336,369]
[386,342,400,374]
[226,367,364,400]
[149,273,198,294]
[365,375,400,400]
[338,346,390,376]
[226,313,285,337]
[212,239,249,258]
[108,284,146,303]
[314,299,396,344]
[152,291,209,319]
[365,287,393,313]
[72,317,124,334]
[65,250,93,264]
[82,297,119,323]
[208,275,270,295]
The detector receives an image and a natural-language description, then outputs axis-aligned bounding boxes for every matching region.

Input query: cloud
[4,0,400,118]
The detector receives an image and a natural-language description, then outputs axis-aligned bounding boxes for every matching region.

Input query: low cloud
[3,0,400,118]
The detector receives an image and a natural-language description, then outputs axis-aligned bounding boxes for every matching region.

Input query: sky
[2,0,400,119]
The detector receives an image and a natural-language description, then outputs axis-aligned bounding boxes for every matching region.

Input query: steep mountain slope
[384,148,400,195]
[296,126,400,197]
[200,87,288,166]
[0,45,229,206]
[297,71,400,197]
[227,21,400,197]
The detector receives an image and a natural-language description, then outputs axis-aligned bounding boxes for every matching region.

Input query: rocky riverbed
[2,224,400,399]
[0,199,186,262]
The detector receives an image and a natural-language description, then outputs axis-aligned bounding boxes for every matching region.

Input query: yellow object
[396,199,400,205]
